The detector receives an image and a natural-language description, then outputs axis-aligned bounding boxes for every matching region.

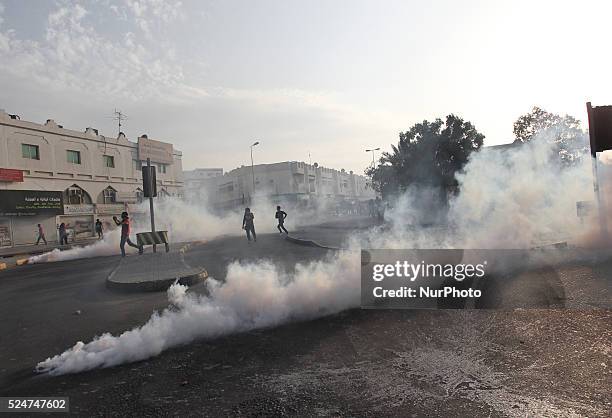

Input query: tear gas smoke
[36,252,359,375]
[36,136,606,375]
[28,193,339,263]
[28,229,126,263]
[365,138,598,250]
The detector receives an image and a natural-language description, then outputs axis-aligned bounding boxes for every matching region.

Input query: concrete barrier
[106,243,207,292]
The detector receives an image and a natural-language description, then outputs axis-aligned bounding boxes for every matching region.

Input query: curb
[284,235,341,251]
[0,262,6,271]
[16,258,29,266]
[106,268,208,292]
[105,242,208,292]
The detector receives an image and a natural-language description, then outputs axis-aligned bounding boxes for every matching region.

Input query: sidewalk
[0,237,99,258]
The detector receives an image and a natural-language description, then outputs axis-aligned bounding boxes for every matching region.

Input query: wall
[0,111,184,247]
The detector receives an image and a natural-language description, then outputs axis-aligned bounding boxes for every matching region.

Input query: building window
[102,186,117,204]
[158,164,167,174]
[135,188,144,203]
[65,185,91,205]
[22,144,40,160]
[103,155,115,168]
[67,150,81,164]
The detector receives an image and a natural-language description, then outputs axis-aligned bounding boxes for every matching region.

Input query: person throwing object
[113,212,143,257]
[242,207,256,242]
[275,205,288,234]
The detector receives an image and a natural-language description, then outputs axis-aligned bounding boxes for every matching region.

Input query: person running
[95,219,103,239]
[35,223,47,245]
[113,212,143,257]
[58,223,68,245]
[275,205,288,234]
[242,207,256,242]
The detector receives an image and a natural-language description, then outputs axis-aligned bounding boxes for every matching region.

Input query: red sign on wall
[0,168,24,182]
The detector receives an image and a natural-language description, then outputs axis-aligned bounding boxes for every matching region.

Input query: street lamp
[250,141,260,192]
[366,147,380,169]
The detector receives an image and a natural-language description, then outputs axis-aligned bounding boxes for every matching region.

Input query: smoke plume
[36,252,359,375]
[35,136,608,375]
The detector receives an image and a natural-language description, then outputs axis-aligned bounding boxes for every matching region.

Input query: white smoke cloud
[450,139,593,248]
[35,137,603,375]
[28,229,127,264]
[36,251,359,375]
[28,193,349,264]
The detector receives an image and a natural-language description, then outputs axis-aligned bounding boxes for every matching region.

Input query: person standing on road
[58,223,68,245]
[95,219,103,239]
[275,205,288,234]
[242,207,257,242]
[35,223,47,245]
[113,211,143,257]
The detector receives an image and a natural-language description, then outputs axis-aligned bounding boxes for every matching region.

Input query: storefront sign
[96,203,125,214]
[0,168,24,182]
[138,137,174,164]
[116,191,137,203]
[64,204,95,215]
[0,190,64,216]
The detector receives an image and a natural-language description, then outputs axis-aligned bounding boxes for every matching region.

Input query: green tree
[513,106,588,164]
[367,114,484,198]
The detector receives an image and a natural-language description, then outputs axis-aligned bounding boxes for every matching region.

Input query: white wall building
[0,110,183,247]
[191,161,375,210]
[183,168,223,202]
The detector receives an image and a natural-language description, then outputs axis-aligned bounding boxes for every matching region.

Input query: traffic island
[106,249,207,292]
[284,234,340,250]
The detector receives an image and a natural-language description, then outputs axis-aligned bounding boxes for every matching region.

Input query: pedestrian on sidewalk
[58,223,69,245]
[95,219,103,239]
[35,223,47,245]
[113,212,143,257]
[242,207,257,242]
[275,205,288,234]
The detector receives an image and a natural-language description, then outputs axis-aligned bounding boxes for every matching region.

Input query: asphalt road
[0,232,330,392]
[0,222,610,417]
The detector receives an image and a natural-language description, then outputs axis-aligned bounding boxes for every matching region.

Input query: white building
[190,161,375,210]
[183,168,223,202]
[0,110,183,247]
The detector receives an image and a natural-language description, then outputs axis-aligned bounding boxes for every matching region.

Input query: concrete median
[284,234,340,250]
[106,246,207,292]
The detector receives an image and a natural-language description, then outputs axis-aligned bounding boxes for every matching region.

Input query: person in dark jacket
[113,212,143,256]
[242,208,256,242]
[95,219,103,239]
[275,206,288,234]
[58,223,68,245]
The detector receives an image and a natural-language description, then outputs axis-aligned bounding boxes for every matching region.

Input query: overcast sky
[1,0,611,173]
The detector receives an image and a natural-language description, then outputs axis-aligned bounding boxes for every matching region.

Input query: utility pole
[366,147,380,169]
[586,102,609,241]
[147,158,156,253]
[250,141,260,194]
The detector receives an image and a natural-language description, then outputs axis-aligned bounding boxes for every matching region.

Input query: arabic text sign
[0,190,64,216]
[138,137,174,164]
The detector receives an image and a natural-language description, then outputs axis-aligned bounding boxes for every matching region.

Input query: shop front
[0,190,64,246]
